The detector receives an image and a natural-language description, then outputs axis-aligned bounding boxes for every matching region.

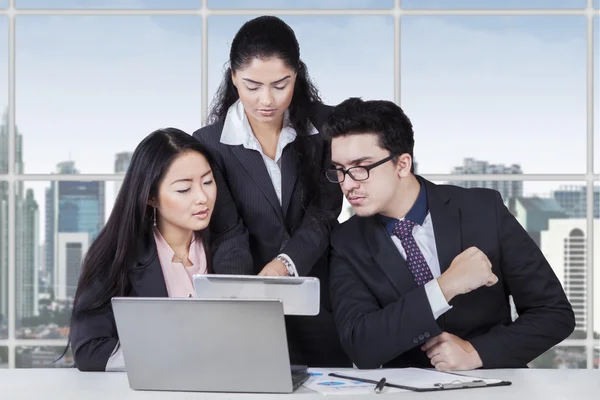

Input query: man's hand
[258,259,288,276]
[421,332,483,371]
[437,247,498,302]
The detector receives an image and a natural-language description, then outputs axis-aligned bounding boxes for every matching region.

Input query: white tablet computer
[192,275,320,316]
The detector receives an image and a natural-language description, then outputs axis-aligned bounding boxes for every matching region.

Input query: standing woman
[194,16,351,367]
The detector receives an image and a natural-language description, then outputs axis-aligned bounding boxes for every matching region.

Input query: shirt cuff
[277,253,299,277]
[425,279,452,320]
[105,343,125,372]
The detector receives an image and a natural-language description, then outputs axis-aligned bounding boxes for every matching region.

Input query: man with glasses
[322,98,574,371]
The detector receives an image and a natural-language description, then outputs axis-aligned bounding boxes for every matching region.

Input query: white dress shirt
[220,99,319,275]
[389,213,453,320]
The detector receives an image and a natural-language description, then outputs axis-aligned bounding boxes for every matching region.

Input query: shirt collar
[220,99,319,147]
[379,177,428,236]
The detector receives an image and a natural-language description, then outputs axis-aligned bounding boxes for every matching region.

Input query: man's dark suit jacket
[192,103,351,367]
[329,178,575,369]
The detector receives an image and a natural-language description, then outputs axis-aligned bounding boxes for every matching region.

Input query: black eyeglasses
[325,155,395,183]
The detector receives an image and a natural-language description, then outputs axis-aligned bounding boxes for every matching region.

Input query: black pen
[374,377,386,394]
[328,373,419,392]
[328,373,387,391]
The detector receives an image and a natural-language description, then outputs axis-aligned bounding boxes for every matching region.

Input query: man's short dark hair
[322,98,415,172]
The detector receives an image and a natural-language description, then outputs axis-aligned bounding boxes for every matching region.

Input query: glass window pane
[16,180,114,339]
[595,0,599,8]
[0,1,6,8]
[208,16,393,111]
[594,185,599,340]
[0,346,7,368]
[529,346,587,368]
[16,16,202,174]
[16,0,201,9]
[0,17,6,159]
[402,0,587,9]
[209,0,392,9]
[595,17,599,173]
[0,17,6,340]
[402,16,586,174]
[426,180,588,335]
[16,346,72,368]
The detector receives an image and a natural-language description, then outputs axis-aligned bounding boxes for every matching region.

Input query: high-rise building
[0,111,11,323]
[44,161,78,296]
[509,197,568,247]
[45,165,104,301]
[541,219,600,336]
[114,151,132,201]
[0,110,38,325]
[55,233,89,300]
[552,185,600,219]
[451,158,523,201]
[16,189,39,319]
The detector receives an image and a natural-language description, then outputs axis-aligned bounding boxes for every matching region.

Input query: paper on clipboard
[341,368,503,390]
[304,367,505,395]
[303,368,408,395]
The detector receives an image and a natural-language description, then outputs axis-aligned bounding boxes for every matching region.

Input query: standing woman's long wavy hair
[70,128,214,318]
[208,15,323,206]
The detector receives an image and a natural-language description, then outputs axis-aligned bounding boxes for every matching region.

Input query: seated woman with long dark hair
[69,128,231,371]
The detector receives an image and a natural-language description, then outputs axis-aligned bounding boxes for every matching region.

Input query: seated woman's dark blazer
[70,233,239,371]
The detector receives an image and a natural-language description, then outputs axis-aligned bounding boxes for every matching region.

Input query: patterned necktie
[392,219,434,286]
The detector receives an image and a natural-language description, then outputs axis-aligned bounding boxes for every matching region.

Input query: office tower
[45,162,104,301]
[541,219,600,335]
[451,158,523,201]
[16,189,39,319]
[509,197,567,247]
[0,111,38,323]
[553,185,600,219]
[44,161,78,296]
[55,233,89,300]
[114,151,132,201]
[0,112,7,322]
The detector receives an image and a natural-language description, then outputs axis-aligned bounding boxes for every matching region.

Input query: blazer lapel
[229,145,283,220]
[280,144,299,217]
[128,239,168,297]
[423,179,463,274]
[364,217,418,295]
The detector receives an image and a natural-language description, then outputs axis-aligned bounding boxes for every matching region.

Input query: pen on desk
[328,373,388,391]
[374,378,386,394]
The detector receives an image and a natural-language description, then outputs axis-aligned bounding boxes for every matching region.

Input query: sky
[1,0,600,333]
[401,0,590,8]
[0,6,596,214]
[2,14,596,175]
[5,0,596,8]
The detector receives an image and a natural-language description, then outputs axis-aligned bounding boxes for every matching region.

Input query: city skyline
[0,0,598,369]
[4,153,599,338]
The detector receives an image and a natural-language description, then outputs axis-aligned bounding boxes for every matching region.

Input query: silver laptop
[111,297,309,393]
[193,274,320,316]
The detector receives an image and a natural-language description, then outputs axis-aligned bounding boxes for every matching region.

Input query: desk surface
[4,368,599,400]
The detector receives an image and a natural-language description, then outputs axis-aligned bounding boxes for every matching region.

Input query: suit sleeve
[280,139,343,276]
[329,239,442,369]
[193,129,254,275]
[469,192,576,368]
[69,279,119,372]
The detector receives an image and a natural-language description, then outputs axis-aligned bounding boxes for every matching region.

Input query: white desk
[4,368,599,400]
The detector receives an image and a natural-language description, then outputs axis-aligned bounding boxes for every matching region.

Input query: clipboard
[328,368,512,392]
